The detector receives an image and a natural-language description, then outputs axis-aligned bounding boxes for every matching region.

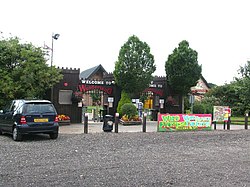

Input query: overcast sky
[1,0,250,85]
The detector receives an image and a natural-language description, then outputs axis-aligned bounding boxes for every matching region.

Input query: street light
[50,33,60,102]
[51,33,60,67]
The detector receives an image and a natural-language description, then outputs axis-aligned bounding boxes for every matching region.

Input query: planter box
[58,120,71,125]
[120,119,142,126]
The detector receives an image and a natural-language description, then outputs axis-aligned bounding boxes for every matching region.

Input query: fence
[213,115,249,130]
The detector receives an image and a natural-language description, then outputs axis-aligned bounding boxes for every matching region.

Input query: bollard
[84,113,88,134]
[142,113,147,132]
[115,113,119,133]
[245,113,248,130]
[227,117,230,130]
[213,121,216,130]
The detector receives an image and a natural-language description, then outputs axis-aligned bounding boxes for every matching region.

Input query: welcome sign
[158,114,212,132]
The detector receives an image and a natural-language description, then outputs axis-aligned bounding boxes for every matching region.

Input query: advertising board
[213,106,231,122]
[158,114,212,132]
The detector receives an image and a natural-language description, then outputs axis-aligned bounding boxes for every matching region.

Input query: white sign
[108,97,114,103]
[78,102,82,107]
[159,99,164,103]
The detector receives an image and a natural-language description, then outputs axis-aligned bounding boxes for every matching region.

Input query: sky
[1,0,250,86]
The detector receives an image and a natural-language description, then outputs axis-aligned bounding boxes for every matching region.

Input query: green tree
[201,61,250,116]
[0,36,63,106]
[237,61,250,111]
[113,35,156,96]
[205,81,244,116]
[165,40,202,113]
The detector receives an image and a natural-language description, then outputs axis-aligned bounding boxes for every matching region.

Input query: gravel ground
[0,130,250,187]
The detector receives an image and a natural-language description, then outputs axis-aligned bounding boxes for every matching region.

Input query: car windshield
[23,103,55,114]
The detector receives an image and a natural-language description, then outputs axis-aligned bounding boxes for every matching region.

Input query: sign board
[189,95,195,104]
[213,106,230,122]
[223,107,231,122]
[158,114,212,132]
[108,97,114,103]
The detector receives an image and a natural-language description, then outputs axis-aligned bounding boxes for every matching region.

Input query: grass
[216,116,249,125]
[85,106,104,113]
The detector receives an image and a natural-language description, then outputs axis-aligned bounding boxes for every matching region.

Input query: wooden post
[84,113,88,134]
[245,113,248,130]
[227,116,230,130]
[115,113,119,133]
[143,113,147,132]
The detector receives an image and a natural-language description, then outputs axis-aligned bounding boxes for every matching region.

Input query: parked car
[0,100,59,141]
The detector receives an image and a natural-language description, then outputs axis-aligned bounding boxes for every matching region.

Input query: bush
[117,91,131,114]
[193,102,205,114]
[193,100,213,114]
[121,103,137,119]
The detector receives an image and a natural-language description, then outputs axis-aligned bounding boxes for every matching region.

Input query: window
[154,95,159,107]
[59,90,73,105]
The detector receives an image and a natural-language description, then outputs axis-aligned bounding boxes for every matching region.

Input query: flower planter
[58,120,71,125]
[119,119,142,126]
[58,114,71,126]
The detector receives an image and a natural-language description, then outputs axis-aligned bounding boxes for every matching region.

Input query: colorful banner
[158,114,212,132]
[213,106,230,122]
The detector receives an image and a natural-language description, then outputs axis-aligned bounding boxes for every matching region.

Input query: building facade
[51,65,206,123]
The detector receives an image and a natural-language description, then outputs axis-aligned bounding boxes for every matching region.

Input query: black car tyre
[13,126,22,141]
[49,132,58,139]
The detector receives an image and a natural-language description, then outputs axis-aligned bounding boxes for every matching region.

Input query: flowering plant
[72,91,82,102]
[58,114,70,121]
[121,114,141,122]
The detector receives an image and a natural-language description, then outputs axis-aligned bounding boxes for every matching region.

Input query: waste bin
[150,109,158,121]
[103,115,114,132]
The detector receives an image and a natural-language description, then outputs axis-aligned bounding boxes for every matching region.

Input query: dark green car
[0,100,59,141]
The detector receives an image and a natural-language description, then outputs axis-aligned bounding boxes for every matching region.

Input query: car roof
[14,99,52,104]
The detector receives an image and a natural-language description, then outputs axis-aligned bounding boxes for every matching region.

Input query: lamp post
[51,33,60,67]
[50,33,60,102]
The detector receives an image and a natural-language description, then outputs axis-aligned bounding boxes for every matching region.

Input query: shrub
[121,103,137,119]
[117,91,131,114]
[193,102,205,114]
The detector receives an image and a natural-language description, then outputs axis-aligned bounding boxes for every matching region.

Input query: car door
[0,101,13,132]
[0,109,6,131]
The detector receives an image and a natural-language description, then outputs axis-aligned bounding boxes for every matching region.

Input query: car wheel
[13,127,22,141]
[49,132,58,139]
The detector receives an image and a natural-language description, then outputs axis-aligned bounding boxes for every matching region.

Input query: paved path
[59,121,248,134]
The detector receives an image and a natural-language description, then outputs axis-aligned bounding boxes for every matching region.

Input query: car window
[24,103,55,114]
[2,101,14,112]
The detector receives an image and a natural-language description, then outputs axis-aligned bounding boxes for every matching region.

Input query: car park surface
[0,130,249,186]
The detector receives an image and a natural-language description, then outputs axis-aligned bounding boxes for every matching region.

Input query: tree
[205,82,243,116]
[165,40,202,113]
[235,61,250,114]
[165,40,202,95]
[201,61,250,116]
[0,36,63,106]
[113,35,156,96]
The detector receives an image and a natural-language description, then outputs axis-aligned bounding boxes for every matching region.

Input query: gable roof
[79,64,107,79]
[191,75,210,95]
[200,75,210,89]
